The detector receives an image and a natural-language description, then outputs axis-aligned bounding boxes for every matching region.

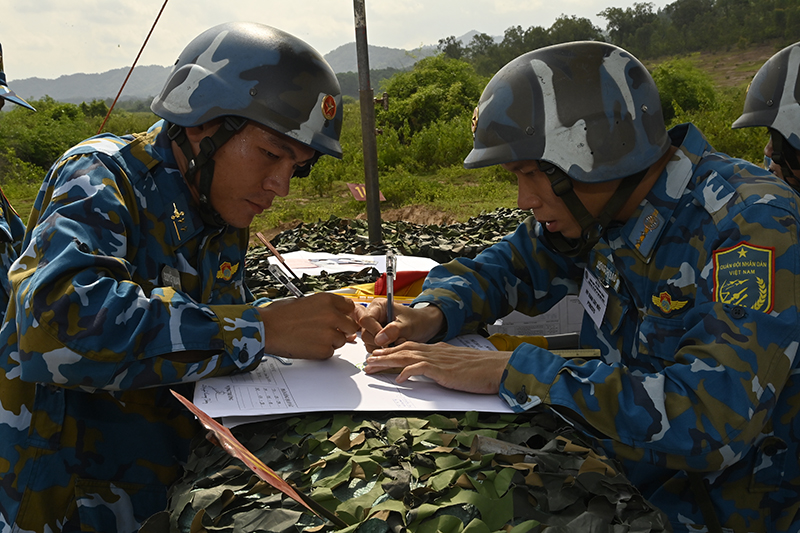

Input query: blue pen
[385,251,396,324]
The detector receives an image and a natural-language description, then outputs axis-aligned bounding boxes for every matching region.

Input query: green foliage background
[1,0,791,239]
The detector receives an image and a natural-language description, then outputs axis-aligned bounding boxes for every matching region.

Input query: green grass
[252,164,518,241]
[1,44,774,244]
[2,179,39,224]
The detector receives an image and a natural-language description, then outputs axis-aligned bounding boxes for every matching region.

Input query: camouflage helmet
[0,43,36,111]
[151,22,343,159]
[464,41,670,183]
[732,42,800,151]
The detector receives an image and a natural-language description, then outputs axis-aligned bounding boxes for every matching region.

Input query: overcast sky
[2,0,673,81]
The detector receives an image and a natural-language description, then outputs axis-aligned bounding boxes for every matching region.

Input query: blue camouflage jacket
[415,124,800,532]
[0,120,266,532]
[0,187,25,318]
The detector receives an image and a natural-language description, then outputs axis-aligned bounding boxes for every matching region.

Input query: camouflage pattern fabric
[0,120,267,532]
[463,41,671,184]
[150,22,343,159]
[414,124,800,532]
[140,409,671,532]
[0,187,25,321]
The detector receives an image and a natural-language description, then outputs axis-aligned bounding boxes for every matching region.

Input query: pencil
[256,232,302,282]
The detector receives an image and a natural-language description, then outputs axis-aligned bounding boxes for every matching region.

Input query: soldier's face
[502,160,616,239]
[764,137,800,187]
[203,122,315,228]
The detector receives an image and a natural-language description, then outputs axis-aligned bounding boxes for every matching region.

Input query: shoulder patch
[713,242,774,312]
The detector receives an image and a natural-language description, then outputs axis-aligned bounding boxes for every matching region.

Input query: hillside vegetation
[0,7,791,243]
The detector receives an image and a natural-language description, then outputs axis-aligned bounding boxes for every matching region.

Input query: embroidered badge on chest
[713,242,774,312]
[217,261,239,281]
[652,291,688,314]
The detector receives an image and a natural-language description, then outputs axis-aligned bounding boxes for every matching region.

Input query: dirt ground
[650,43,778,89]
[355,205,458,226]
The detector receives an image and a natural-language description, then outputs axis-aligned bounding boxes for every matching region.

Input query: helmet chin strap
[538,161,646,258]
[769,130,800,192]
[167,116,248,227]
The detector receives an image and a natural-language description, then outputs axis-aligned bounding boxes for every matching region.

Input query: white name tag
[579,268,608,328]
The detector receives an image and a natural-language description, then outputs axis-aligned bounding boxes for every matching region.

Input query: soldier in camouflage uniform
[0,43,34,321]
[733,41,800,192]
[0,23,362,532]
[361,41,800,532]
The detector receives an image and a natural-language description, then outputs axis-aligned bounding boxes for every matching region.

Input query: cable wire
[97,0,170,134]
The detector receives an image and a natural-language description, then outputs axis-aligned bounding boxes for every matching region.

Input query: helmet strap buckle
[166,118,248,228]
[770,130,800,189]
[542,165,646,258]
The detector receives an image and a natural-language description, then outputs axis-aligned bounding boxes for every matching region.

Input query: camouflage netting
[140,410,671,533]
[245,208,532,299]
[143,208,672,532]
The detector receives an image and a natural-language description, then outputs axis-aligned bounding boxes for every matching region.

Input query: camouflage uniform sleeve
[499,180,800,473]
[0,185,26,318]
[6,148,264,392]
[416,216,585,339]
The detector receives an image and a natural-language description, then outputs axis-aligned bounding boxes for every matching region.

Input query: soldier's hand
[365,341,512,394]
[259,293,362,360]
[359,298,445,352]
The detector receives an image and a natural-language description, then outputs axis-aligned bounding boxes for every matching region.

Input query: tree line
[439,0,799,76]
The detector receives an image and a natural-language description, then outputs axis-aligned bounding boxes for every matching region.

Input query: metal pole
[353,0,382,245]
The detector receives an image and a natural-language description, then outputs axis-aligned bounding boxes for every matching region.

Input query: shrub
[406,115,474,172]
[652,58,717,121]
[376,56,487,140]
[668,86,767,165]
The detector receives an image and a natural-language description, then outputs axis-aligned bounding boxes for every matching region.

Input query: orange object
[374,270,428,296]
[170,390,346,527]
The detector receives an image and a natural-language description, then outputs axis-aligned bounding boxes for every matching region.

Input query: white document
[270,251,439,277]
[194,334,513,427]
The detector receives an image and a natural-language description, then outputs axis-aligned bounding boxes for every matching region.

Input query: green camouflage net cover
[140,409,671,533]
[245,208,532,299]
[145,209,672,532]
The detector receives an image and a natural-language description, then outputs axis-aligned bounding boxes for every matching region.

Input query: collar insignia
[171,203,187,242]
[630,204,663,257]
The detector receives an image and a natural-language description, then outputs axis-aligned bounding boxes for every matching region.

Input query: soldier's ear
[184,118,225,144]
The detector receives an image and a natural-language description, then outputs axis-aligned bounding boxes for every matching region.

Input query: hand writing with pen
[357,298,511,394]
[258,293,365,360]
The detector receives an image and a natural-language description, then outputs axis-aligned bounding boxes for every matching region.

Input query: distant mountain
[323,42,437,73]
[8,31,483,105]
[11,64,173,105]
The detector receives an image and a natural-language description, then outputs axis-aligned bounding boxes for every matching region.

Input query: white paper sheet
[269,251,439,277]
[193,334,513,426]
